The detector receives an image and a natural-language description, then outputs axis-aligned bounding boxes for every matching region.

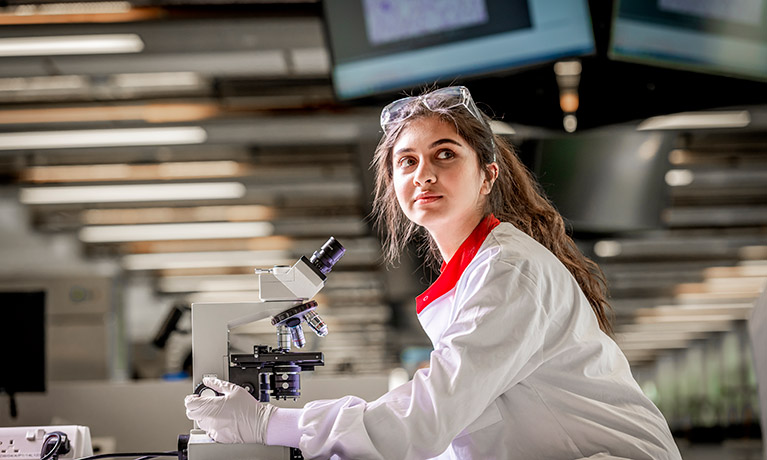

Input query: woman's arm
[292,257,551,459]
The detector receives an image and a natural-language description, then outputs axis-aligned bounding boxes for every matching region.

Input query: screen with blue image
[323,0,595,100]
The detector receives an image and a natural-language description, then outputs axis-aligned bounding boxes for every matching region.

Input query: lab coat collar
[416,214,500,313]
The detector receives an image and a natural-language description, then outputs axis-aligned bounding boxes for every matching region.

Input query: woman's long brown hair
[371,88,614,336]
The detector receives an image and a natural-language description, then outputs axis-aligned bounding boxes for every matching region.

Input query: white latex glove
[184,376,277,444]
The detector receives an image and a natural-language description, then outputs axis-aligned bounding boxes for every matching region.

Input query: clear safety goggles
[379,86,487,133]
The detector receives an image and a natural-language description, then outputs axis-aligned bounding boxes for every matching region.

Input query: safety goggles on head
[380,85,496,162]
[380,86,488,133]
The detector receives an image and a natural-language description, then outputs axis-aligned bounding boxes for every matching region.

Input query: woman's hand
[184,376,277,444]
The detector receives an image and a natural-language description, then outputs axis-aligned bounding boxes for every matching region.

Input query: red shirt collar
[416,214,500,313]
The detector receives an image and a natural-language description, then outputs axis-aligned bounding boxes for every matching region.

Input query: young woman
[185,86,682,459]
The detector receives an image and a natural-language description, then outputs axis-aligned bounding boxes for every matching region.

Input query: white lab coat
[296,222,682,459]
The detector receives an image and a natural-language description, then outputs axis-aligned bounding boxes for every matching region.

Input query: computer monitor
[610,0,767,81]
[0,291,46,395]
[323,0,595,100]
[533,129,673,234]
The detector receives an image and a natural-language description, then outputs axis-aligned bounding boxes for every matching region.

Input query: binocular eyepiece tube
[310,236,345,276]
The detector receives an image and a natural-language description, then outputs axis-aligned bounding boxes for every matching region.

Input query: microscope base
[186,430,296,460]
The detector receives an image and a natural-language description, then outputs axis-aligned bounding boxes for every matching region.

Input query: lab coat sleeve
[297,257,551,460]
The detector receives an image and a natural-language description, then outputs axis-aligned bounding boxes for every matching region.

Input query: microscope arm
[190,301,300,388]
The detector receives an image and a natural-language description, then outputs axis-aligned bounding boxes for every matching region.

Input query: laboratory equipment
[0,425,92,460]
[181,237,344,460]
[0,291,45,419]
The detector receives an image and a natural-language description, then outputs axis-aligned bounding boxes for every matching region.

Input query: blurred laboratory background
[0,0,766,458]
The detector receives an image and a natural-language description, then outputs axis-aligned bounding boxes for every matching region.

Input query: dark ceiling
[472,0,767,131]
[2,0,766,131]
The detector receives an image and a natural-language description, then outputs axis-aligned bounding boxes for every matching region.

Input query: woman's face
[391,117,495,234]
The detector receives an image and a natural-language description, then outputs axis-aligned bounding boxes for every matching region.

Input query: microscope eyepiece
[310,237,345,275]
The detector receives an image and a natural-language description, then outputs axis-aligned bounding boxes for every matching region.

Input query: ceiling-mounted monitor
[610,0,767,81]
[534,129,673,234]
[322,0,595,100]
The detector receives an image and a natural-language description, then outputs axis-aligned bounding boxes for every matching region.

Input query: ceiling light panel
[113,72,204,88]
[5,2,133,15]
[289,47,330,75]
[186,291,264,303]
[82,205,275,225]
[159,274,260,293]
[0,3,162,25]
[123,237,292,255]
[618,340,690,351]
[79,222,274,243]
[635,314,737,324]
[637,110,751,131]
[20,182,245,204]
[0,103,220,125]
[0,127,207,150]
[122,250,291,270]
[0,73,208,103]
[0,75,87,92]
[0,34,144,57]
[22,161,242,183]
[0,17,325,79]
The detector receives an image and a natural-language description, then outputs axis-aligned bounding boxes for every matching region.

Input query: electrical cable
[74,451,178,460]
[40,432,65,460]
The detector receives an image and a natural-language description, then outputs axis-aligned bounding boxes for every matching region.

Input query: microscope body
[185,238,343,460]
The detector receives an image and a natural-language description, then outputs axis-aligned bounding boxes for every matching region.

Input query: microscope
[181,237,345,460]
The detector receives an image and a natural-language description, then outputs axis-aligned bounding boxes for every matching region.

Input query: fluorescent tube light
[593,240,621,258]
[0,127,206,150]
[649,303,754,314]
[635,314,736,324]
[637,110,750,131]
[617,330,704,344]
[618,340,690,351]
[14,2,133,15]
[0,5,161,26]
[489,120,516,135]
[713,265,767,277]
[122,250,291,270]
[0,75,87,92]
[159,274,260,293]
[186,291,265,303]
[112,72,204,88]
[290,47,330,75]
[22,161,241,182]
[0,103,219,125]
[621,321,733,334]
[82,205,275,225]
[20,182,245,204]
[0,34,144,56]
[79,222,274,242]
[665,169,694,187]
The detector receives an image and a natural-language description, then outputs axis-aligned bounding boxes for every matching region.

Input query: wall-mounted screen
[323,0,595,100]
[534,129,672,234]
[0,291,46,395]
[610,0,767,81]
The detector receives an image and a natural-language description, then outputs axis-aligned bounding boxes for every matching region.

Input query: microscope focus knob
[193,382,223,397]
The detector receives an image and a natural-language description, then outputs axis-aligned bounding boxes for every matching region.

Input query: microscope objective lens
[304,310,328,337]
[290,324,306,348]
